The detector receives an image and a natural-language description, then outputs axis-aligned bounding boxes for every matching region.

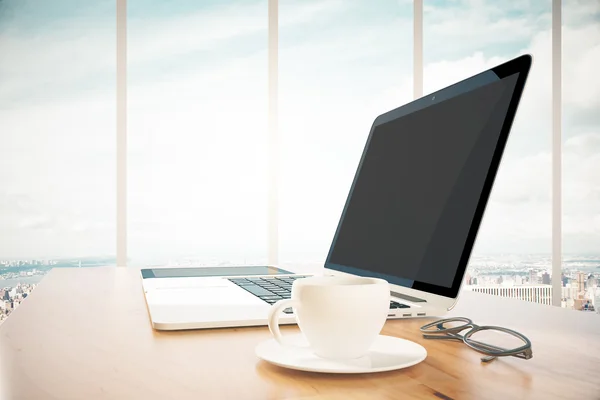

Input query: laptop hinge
[390,291,427,303]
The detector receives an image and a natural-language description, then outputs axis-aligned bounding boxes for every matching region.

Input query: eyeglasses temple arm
[422,333,465,341]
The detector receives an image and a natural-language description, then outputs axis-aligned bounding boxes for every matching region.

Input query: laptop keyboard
[228,276,410,314]
[390,301,410,309]
[229,276,305,313]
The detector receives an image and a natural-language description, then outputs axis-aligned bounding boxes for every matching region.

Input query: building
[587,274,597,289]
[515,275,523,285]
[592,287,600,313]
[577,272,587,292]
[464,272,472,285]
[562,285,580,302]
[573,298,594,312]
[465,284,553,306]
[542,272,551,285]
[529,270,538,285]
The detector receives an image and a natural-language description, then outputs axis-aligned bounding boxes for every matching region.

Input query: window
[0,0,115,324]
[562,0,600,311]
[127,1,269,267]
[1,0,596,315]
[424,0,553,300]
[278,0,413,267]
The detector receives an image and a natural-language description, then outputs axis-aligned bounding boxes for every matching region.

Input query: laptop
[141,54,532,330]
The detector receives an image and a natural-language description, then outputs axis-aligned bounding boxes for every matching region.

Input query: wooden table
[1,267,599,400]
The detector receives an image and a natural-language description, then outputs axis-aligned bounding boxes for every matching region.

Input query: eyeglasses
[419,317,533,362]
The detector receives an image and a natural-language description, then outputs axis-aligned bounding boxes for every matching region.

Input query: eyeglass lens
[463,327,529,355]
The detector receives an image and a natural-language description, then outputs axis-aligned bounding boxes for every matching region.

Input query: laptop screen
[325,56,530,299]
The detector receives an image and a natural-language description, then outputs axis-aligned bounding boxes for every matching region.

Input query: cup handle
[267,299,305,348]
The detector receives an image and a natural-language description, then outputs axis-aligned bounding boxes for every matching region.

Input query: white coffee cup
[267,275,390,360]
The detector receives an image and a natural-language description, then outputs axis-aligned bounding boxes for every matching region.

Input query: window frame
[114,0,564,308]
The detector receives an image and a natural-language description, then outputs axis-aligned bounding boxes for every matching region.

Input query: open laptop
[141,54,532,330]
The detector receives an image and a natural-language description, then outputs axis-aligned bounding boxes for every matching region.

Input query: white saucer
[255,334,427,374]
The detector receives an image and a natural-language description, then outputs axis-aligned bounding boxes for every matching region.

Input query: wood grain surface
[1,267,599,400]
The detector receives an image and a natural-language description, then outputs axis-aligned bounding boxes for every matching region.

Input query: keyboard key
[240,286,276,297]
[390,301,411,309]
[259,285,278,290]
[260,295,282,300]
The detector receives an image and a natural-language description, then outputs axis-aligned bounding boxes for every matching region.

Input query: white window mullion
[552,0,562,306]
[116,0,127,267]
[268,0,279,266]
[413,0,423,100]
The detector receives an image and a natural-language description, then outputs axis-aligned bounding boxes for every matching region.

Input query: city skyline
[2,252,600,268]
[0,0,598,262]
[2,253,598,324]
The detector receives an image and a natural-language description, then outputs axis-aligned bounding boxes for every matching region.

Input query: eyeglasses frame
[419,317,533,362]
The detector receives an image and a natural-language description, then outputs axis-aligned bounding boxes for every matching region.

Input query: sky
[0,0,598,264]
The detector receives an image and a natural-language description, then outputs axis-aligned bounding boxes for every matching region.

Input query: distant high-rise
[529,269,538,285]
[577,272,587,292]
[515,275,523,285]
[587,274,597,289]
[542,272,551,285]
[464,272,472,285]
[562,286,579,302]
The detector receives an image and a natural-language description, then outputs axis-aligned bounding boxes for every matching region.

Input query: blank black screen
[328,73,519,288]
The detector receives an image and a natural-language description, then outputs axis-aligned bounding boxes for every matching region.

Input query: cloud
[0,0,598,262]
[423,0,551,61]
[562,133,600,248]
[17,215,56,230]
[562,23,600,113]
[0,0,348,107]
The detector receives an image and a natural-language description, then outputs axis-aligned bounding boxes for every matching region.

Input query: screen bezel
[324,54,532,299]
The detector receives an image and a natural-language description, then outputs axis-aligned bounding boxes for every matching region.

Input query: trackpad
[147,286,266,306]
